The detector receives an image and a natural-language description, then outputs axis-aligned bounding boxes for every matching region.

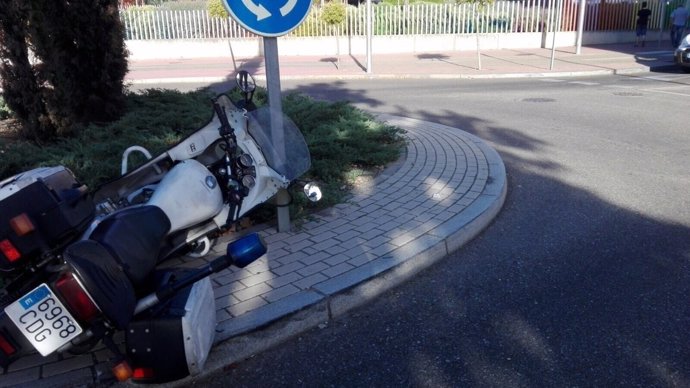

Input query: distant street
[172,72,690,387]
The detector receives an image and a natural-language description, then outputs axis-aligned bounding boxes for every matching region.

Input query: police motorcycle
[0,71,318,383]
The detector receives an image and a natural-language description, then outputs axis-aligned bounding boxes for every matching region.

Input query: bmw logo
[205,176,217,189]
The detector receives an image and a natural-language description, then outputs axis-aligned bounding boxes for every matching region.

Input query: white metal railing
[119,0,685,41]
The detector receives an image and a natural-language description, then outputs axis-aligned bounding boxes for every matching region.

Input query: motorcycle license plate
[4,284,82,356]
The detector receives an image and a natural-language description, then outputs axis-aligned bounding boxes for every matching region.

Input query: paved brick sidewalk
[208,115,506,343]
[0,116,506,387]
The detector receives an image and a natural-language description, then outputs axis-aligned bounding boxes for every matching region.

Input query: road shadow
[416,53,478,70]
[481,50,557,71]
[232,56,263,75]
[279,80,385,110]
[320,57,339,69]
[348,54,367,72]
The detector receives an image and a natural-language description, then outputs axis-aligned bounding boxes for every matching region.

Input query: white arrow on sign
[242,0,271,20]
[280,0,297,16]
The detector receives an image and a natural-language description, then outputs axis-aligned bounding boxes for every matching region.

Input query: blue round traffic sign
[223,0,312,37]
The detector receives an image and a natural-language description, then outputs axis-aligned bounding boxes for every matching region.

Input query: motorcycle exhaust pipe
[134,233,266,315]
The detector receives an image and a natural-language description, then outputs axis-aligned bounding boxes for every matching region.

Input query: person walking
[670,4,689,47]
[635,2,652,47]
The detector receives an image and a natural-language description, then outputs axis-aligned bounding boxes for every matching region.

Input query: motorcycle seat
[89,205,171,287]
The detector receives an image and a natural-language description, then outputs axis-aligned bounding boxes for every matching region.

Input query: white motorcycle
[0,72,317,383]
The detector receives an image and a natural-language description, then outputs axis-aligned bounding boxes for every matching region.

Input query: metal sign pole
[549,0,563,70]
[264,37,290,232]
[366,0,373,73]
[658,1,667,47]
[575,0,586,54]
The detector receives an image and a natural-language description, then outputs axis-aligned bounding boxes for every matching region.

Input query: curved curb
[154,116,507,388]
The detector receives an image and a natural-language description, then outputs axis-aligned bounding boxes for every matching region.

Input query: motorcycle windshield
[246,107,311,181]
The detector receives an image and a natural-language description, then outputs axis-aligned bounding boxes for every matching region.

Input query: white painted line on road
[639,87,690,97]
[606,84,632,88]
[569,81,600,86]
[639,75,680,81]
[604,81,690,96]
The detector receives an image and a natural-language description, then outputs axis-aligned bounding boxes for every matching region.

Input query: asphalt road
[183,72,690,387]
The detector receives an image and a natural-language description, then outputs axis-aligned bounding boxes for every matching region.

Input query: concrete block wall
[125,30,655,60]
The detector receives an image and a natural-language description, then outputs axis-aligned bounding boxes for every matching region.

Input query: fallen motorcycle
[0,72,317,383]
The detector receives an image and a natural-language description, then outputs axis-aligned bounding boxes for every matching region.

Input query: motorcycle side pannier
[125,272,216,384]
[0,166,95,270]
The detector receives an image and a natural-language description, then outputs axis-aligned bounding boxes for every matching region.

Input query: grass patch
[0,86,406,222]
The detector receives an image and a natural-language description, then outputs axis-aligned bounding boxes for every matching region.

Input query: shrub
[0,88,213,187]
[0,2,54,140]
[159,0,209,11]
[322,1,347,26]
[0,87,405,221]
[207,0,228,18]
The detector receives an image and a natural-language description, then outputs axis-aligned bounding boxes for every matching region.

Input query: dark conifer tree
[0,0,128,139]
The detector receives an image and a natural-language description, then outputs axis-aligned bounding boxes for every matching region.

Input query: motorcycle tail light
[0,239,21,263]
[0,332,16,356]
[9,213,34,236]
[54,272,100,323]
[112,360,133,381]
[132,367,155,380]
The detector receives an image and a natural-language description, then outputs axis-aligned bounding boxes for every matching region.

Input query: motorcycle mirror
[303,182,322,202]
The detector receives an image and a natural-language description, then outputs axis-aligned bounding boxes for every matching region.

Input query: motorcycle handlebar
[213,100,233,136]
